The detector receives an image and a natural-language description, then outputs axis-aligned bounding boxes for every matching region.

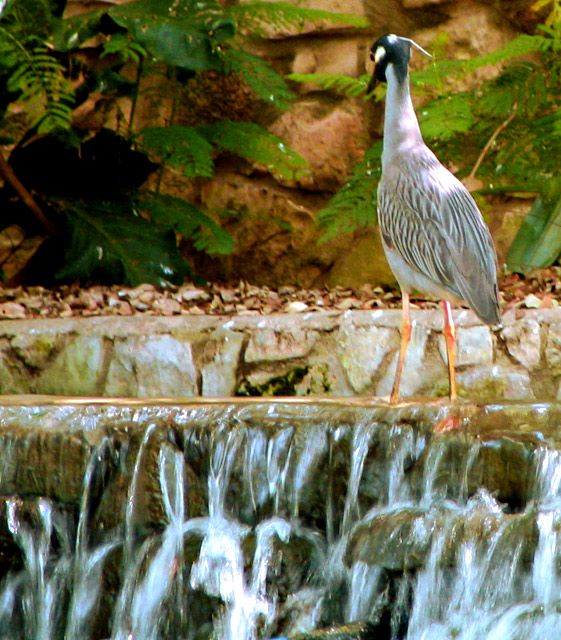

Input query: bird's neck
[382,65,423,168]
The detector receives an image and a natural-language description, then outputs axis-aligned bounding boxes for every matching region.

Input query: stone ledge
[0,308,558,400]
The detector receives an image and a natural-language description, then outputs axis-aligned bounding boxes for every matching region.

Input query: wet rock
[346,507,436,571]
[92,430,205,536]
[285,621,377,640]
[414,432,537,509]
[0,430,90,505]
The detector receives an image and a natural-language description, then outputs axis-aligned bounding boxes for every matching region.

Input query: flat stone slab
[0,308,558,400]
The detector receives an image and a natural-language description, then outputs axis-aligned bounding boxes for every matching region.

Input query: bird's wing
[378,153,500,323]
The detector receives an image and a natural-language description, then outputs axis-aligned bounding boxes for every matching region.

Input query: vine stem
[467,100,518,182]
[0,148,56,234]
[128,57,144,141]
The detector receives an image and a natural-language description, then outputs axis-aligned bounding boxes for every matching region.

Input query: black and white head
[368,34,431,91]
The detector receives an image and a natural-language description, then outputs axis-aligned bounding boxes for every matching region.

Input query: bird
[368,34,501,406]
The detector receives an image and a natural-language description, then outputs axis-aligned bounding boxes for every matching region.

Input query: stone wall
[0,308,558,401]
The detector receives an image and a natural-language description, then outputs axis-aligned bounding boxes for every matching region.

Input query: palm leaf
[506,193,561,274]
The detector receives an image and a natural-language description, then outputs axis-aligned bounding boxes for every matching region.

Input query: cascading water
[0,401,561,639]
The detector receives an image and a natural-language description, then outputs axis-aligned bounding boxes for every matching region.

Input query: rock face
[0,308,557,400]
[175,0,530,288]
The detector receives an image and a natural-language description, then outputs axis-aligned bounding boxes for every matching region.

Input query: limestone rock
[245,328,319,363]
[416,0,518,87]
[438,325,494,368]
[11,332,66,370]
[338,325,400,393]
[376,323,431,397]
[0,339,30,394]
[35,335,107,396]
[105,335,198,397]
[269,101,366,191]
[200,331,245,397]
[290,38,364,92]
[501,319,541,369]
[546,323,561,376]
[457,364,533,401]
[325,228,397,287]
[198,172,344,288]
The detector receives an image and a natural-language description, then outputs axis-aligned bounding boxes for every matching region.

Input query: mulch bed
[0,268,557,320]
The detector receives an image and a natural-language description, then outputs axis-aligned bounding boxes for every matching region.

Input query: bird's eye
[370,53,374,61]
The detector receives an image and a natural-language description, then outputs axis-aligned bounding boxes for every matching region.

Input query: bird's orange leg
[442,300,458,402]
[390,291,412,404]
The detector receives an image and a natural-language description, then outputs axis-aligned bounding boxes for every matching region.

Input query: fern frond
[140,192,234,254]
[412,33,553,90]
[316,142,382,241]
[140,126,214,178]
[7,45,74,132]
[288,72,370,97]
[198,121,308,180]
[418,92,475,140]
[225,47,294,110]
[230,1,368,37]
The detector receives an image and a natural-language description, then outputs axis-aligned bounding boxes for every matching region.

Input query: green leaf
[198,121,308,180]
[140,193,234,254]
[141,126,215,178]
[108,0,235,71]
[51,9,104,52]
[56,200,191,286]
[506,193,561,274]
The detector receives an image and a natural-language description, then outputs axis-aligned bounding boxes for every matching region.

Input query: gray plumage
[374,35,501,325]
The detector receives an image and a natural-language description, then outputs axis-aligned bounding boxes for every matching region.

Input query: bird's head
[368,34,431,92]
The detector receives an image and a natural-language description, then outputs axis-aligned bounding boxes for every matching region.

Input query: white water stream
[0,406,560,639]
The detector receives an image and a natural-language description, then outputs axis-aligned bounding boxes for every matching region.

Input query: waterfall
[0,402,560,639]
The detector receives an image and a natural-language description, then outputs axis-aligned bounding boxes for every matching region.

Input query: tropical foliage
[290,21,561,274]
[0,0,365,286]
